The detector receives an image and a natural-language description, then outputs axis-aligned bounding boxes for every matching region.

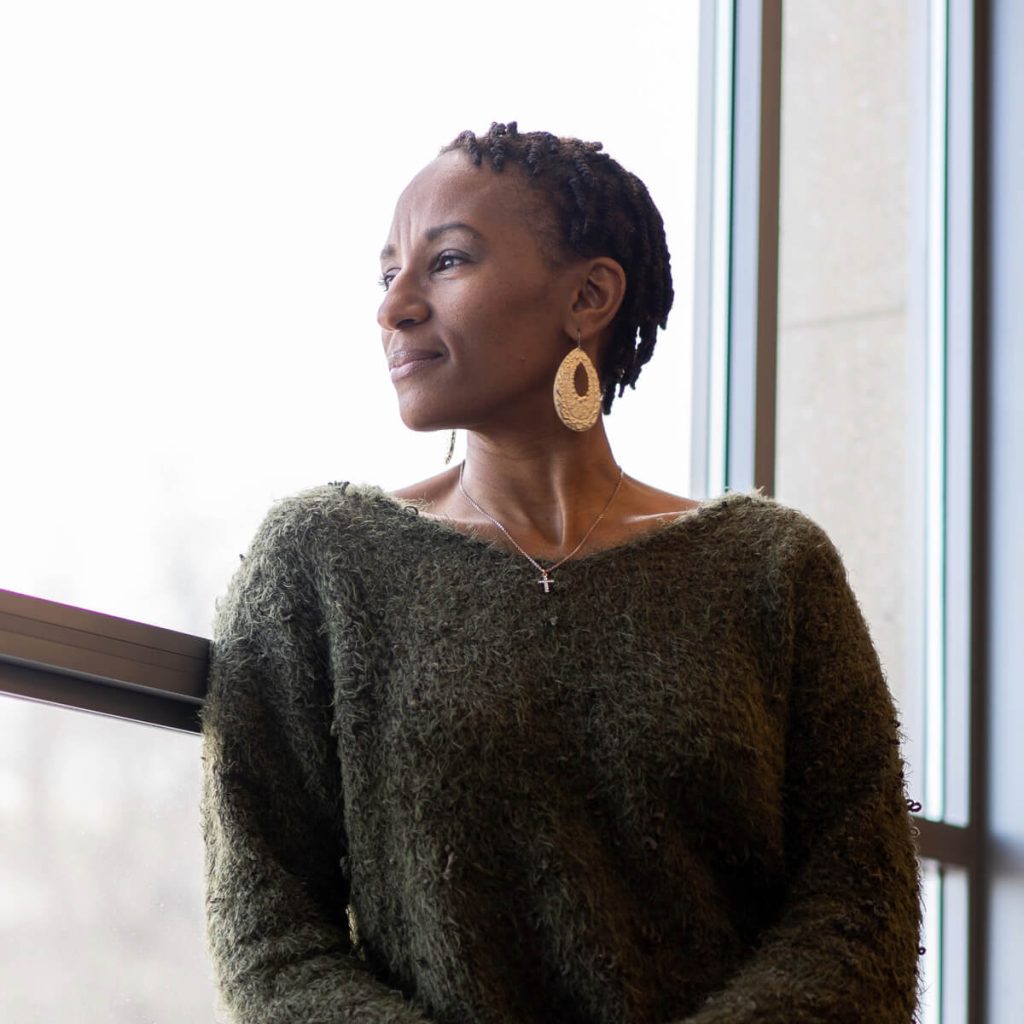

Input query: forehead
[385,151,541,246]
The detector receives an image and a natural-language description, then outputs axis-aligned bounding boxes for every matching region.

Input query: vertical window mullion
[726,0,782,496]
[692,0,735,498]
[691,0,782,499]
[924,0,951,825]
[944,0,984,1021]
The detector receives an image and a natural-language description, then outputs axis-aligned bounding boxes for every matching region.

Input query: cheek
[436,260,565,380]
[442,293,510,354]
[461,280,560,349]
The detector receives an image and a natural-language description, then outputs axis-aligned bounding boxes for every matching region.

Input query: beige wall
[775,1,925,779]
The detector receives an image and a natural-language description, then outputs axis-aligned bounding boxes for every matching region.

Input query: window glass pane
[0,695,222,1021]
[919,860,941,1024]
[0,1,700,637]
[918,859,968,1024]
[775,1,942,817]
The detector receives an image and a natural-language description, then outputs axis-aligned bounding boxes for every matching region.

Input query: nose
[376,270,430,332]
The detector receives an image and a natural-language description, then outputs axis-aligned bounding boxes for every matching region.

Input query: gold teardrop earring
[553,329,602,431]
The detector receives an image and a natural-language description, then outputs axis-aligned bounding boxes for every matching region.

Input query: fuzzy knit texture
[201,482,922,1024]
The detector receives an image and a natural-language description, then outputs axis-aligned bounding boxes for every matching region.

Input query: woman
[201,122,921,1023]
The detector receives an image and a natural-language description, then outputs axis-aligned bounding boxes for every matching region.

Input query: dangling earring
[553,329,602,431]
[443,429,457,465]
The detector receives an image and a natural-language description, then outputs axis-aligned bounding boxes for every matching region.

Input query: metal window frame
[979,0,1024,1019]
[0,588,206,733]
[904,1,987,1020]
[693,1,987,1020]
[946,2,988,1022]
[692,0,781,499]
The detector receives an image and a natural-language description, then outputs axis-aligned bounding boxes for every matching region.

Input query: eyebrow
[379,221,483,261]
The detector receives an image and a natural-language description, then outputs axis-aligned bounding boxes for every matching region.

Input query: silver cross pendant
[537,573,554,594]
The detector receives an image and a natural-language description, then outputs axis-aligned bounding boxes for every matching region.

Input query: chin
[394,397,452,434]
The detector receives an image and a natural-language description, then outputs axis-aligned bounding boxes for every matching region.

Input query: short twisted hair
[441,121,674,414]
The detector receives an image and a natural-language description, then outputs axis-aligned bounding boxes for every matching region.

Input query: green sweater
[201,483,921,1024]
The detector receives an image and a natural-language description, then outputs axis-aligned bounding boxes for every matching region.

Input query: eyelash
[378,251,466,292]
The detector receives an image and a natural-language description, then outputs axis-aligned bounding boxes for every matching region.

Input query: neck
[459,422,623,552]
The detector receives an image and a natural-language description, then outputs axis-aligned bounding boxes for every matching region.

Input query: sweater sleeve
[200,504,433,1024]
[680,522,922,1024]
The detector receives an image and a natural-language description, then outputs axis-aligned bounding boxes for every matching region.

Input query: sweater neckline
[361,485,754,571]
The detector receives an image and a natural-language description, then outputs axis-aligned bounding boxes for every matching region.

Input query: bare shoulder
[389,466,461,507]
[621,475,703,523]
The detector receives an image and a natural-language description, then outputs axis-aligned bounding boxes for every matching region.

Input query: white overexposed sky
[0,1,702,635]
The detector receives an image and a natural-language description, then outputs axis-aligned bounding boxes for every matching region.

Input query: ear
[564,257,627,353]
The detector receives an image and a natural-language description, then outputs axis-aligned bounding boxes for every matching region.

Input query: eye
[434,251,467,273]
[379,251,467,292]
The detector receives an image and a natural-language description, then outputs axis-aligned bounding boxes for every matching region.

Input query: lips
[387,348,444,382]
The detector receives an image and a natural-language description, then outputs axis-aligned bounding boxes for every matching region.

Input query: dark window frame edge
[0,588,207,733]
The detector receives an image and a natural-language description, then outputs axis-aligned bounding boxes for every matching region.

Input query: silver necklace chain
[457,461,625,593]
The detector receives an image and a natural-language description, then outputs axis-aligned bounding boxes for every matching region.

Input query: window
[0,698,220,1021]
[775,3,975,1020]
[4,1,1011,1020]
[0,2,702,1018]
[0,1,701,638]
[689,1,982,1020]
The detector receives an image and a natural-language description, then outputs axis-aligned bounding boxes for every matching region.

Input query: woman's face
[377,150,583,434]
